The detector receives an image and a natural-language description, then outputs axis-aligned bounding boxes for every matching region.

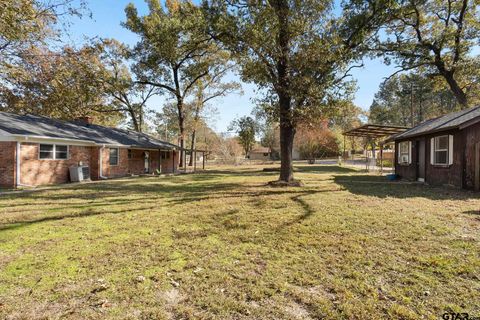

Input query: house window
[109,148,119,166]
[128,149,132,159]
[432,135,451,165]
[161,151,171,160]
[39,144,54,159]
[398,141,410,164]
[39,144,69,160]
[55,145,68,159]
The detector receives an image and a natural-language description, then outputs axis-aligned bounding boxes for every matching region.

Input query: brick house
[0,112,180,188]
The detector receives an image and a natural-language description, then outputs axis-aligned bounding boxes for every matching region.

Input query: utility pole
[410,80,415,127]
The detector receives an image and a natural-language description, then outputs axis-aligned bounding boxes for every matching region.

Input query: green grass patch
[0,164,478,319]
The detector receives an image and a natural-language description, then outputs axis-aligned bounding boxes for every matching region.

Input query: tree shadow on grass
[334,175,480,200]
[0,204,157,232]
[463,210,480,221]
[275,188,345,229]
[294,165,358,174]
[19,181,241,202]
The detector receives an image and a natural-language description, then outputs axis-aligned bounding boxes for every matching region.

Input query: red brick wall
[90,147,100,180]
[20,143,94,186]
[3,143,180,187]
[0,142,17,188]
[101,147,127,178]
[161,150,178,173]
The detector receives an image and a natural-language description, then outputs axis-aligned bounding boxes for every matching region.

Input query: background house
[248,147,271,160]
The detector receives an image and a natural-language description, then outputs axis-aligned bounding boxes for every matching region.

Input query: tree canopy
[123,0,235,166]
[229,116,258,156]
[371,0,480,107]
[369,71,462,127]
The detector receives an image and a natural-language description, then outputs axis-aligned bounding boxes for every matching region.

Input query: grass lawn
[0,164,479,319]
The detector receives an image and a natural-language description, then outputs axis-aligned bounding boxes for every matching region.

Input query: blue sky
[66,0,396,132]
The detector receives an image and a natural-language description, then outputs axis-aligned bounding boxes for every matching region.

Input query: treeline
[369,71,480,127]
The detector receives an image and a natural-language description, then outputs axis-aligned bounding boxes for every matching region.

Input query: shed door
[417,139,426,181]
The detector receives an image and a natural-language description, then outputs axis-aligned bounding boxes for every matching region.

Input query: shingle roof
[0,111,178,150]
[391,106,480,141]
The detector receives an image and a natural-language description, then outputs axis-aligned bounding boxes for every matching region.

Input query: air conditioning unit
[69,165,91,182]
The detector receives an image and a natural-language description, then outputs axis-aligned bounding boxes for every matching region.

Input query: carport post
[172,150,175,173]
[194,150,197,172]
[380,143,384,174]
[203,152,205,170]
[158,149,161,174]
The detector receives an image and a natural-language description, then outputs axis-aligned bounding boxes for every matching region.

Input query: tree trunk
[177,99,186,168]
[128,107,140,132]
[139,106,143,132]
[442,71,468,108]
[189,129,196,166]
[274,0,294,183]
[179,118,185,168]
[279,94,295,182]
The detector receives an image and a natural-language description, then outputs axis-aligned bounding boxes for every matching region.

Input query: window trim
[38,144,69,160]
[109,148,119,166]
[398,141,411,165]
[432,135,450,166]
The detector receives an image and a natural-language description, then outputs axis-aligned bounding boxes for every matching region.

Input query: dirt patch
[157,288,184,320]
[267,180,304,187]
[284,300,313,320]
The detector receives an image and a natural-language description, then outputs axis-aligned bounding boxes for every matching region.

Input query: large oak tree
[205,0,388,183]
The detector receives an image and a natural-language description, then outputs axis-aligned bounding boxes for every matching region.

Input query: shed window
[398,141,411,164]
[109,148,119,166]
[39,144,69,160]
[128,149,132,159]
[431,135,453,165]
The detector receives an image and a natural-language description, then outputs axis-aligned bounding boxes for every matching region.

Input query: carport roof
[343,124,410,138]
